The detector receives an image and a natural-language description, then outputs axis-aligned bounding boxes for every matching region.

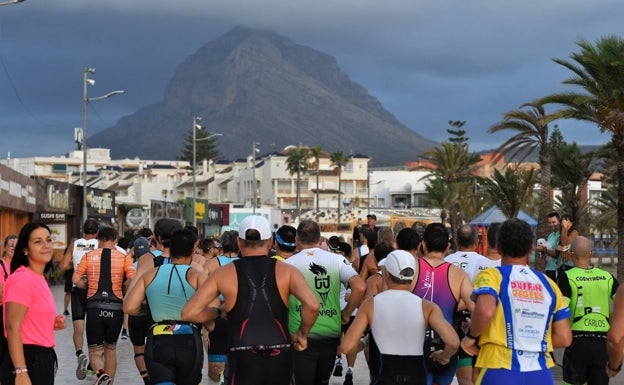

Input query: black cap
[366,214,377,220]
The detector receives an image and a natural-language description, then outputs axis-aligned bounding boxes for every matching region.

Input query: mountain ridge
[90,26,438,166]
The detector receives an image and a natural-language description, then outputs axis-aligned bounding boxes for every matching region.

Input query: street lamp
[0,0,26,6]
[191,116,222,227]
[252,142,260,214]
[82,67,124,225]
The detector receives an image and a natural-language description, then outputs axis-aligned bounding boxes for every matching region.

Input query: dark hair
[373,242,394,263]
[170,229,199,259]
[97,226,118,242]
[184,225,199,237]
[199,237,217,253]
[456,225,477,249]
[220,230,239,253]
[547,211,560,221]
[139,228,153,238]
[11,222,52,273]
[497,219,533,258]
[155,219,183,248]
[560,213,576,236]
[275,225,297,252]
[297,219,321,245]
[83,218,99,235]
[336,242,352,257]
[423,223,449,253]
[487,223,501,248]
[117,237,130,250]
[361,227,378,249]
[396,228,420,251]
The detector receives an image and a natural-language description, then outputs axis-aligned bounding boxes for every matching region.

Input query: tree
[488,102,557,239]
[330,151,351,225]
[308,146,324,215]
[178,128,221,163]
[540,36,624,279]
[550,141,594,233]
[480,166,537,219]
[285,147,310,220]
[420,139,481,237]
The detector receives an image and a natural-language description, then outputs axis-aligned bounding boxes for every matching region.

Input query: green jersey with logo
[558,266,619,333]
[285,247,358,339]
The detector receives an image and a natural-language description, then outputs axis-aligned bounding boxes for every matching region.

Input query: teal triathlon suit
[286,247,359,385]
[225,257,292,385]
[209,254,239,363]
[128,250,162,348]
[145,263,202,385]
[557,266,619,385]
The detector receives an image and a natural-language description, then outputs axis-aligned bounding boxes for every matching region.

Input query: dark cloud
[0,0,620,159]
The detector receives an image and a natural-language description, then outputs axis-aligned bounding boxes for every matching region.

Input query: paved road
[48,284,624,384]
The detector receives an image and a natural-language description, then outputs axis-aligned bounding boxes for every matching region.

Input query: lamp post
[0,0,25,6]
[191,116,222,227]
[252,142,260,214]
[82,67,124,225]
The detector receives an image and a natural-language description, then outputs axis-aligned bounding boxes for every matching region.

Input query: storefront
[0,164,36,240]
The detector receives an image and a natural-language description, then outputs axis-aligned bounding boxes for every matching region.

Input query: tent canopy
[469,205,537,228]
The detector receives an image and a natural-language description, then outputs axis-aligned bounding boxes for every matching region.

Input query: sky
[1,0,621,159]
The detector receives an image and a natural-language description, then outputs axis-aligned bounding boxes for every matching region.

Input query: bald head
[570,236,592,261]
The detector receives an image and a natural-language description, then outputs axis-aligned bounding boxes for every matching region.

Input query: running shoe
[94,372,112,385]
[121,328,129,340]
[333,359,343,377]
[344,370,353,385]
[76,353,88,380]
[63,310,70,316]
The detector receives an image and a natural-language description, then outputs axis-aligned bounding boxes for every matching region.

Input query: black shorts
[64,269,74,293]
[85,303,124,346]
[128,313,153,347]
[293,338,340,385]
[0,344,57,385]
[146,323,203,385]
[70,287,88,321]
[563,336,609,385]
[208,317,229,356]
[225,348,293,385]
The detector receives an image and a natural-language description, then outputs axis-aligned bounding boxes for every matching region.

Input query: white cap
[238,215,272,241]
[384,250,416,280]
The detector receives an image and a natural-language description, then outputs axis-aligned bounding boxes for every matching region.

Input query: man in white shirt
[444,224,494,385]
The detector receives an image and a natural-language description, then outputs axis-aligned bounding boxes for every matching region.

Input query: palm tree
[420,141,481,236]
[308,146,324,215]
[550,141,595,233]
[488,102,557,239]
[330,151,351,225]
[480,166,537,219]
[540,36,624,279]
[285,147,310,220]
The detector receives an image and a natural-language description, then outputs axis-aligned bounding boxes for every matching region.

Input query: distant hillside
[90,27,438,166]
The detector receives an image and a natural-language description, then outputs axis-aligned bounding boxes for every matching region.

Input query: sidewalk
[49,284,624,384]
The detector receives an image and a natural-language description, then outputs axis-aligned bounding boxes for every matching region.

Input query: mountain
[90,27,438,166]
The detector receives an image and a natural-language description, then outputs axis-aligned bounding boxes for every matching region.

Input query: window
[277,180,291,194]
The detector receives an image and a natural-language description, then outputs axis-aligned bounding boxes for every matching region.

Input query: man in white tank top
[339,250,459,384]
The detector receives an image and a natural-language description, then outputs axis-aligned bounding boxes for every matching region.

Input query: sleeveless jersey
[444,251,494,282]
[472,265,571,371]
[285,247,358,340]
[558,266,618,334]
[73,237,98,270]
[228,257,290,348]
[146,264,196,322]
[412,259,457,323]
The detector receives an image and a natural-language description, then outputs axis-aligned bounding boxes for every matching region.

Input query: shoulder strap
[0,259,7,279]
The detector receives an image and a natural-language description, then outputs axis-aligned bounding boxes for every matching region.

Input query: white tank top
[371,289,425,355]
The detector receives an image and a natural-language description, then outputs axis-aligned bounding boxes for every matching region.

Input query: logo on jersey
[309,262,330,306]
